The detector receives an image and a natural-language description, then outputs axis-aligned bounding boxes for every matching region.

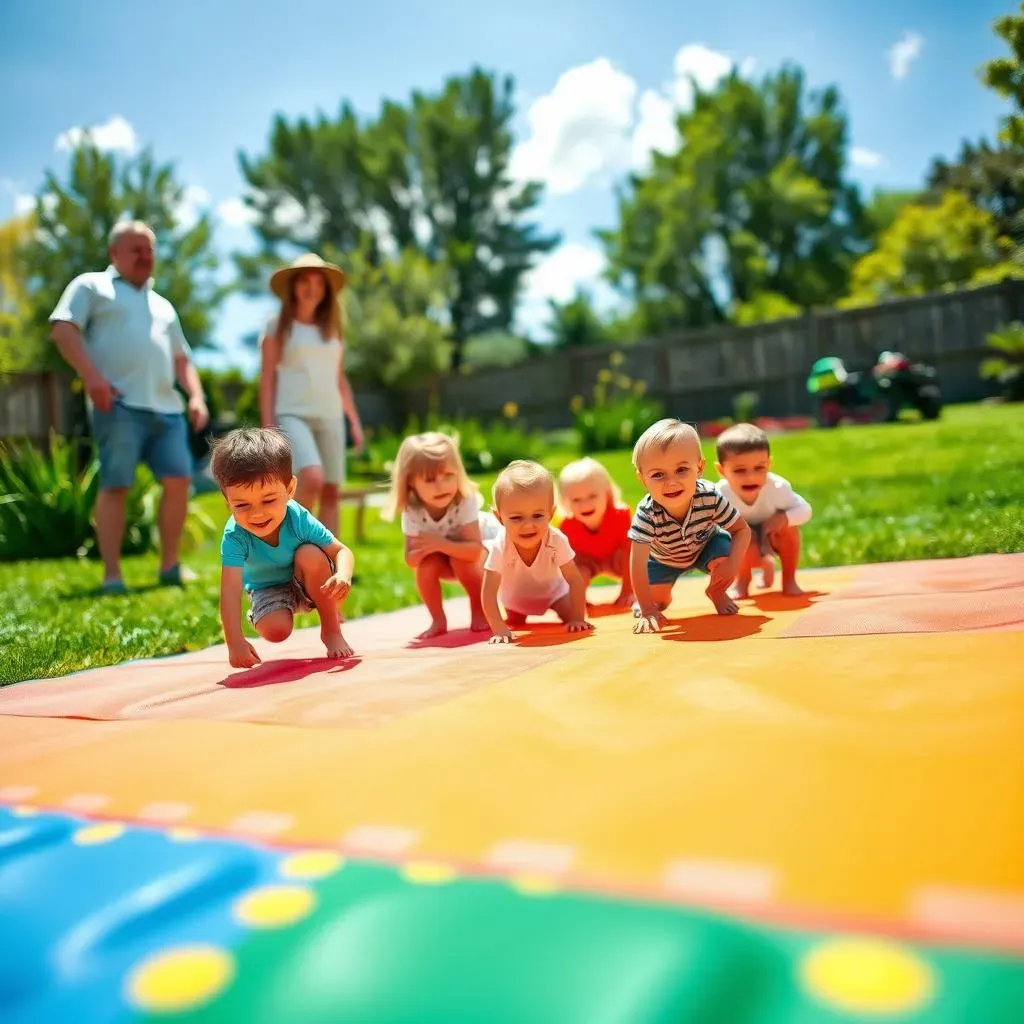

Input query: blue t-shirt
[220,500,334,591]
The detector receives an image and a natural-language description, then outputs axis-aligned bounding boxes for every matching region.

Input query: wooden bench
[341,484,389,543]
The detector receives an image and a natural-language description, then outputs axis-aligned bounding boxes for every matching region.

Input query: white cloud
[509,58,637,195]
[888,31,923,81]
[55,114,138,154]
[670,44,735,110]
[174,184,210,229]
[850,146,885,169]
[216,196,258,228]
[515,242,621,337]
[511,44,752,192]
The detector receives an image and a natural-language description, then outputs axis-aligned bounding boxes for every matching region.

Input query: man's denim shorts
[90,400,192,489]
[647,527,732,586]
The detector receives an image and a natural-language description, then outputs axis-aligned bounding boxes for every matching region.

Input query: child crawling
[212,427,355,668]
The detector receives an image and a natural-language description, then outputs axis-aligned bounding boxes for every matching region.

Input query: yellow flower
[616,374,632,390]
[570,395,585,413]
[597,369,613,384]
[633,380,647,397]
[609,351,626,368]
[502,402,519,419]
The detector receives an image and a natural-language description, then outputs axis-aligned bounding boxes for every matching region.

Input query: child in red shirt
[557,457,633,608]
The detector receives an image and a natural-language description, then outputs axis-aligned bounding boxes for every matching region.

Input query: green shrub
[572,353,664,453]
[732,391,759,423]
[981,321,1024,402]
[0,434,216,562]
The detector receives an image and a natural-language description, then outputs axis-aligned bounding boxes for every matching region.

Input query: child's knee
[295,543,331,580]
[417,552,451,578]
[256,610,293,643]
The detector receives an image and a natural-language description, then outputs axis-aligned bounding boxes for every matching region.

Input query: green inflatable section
[134,858,1024,1023]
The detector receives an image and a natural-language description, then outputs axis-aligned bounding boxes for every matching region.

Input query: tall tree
[17,142,224,368]
[600,64,867,329]
[0,214,35,375]
[864,188,923,243]
[235,68,559,367]
[980,3,1024,263]
[547,289,612,349]
[840,190,1020,307]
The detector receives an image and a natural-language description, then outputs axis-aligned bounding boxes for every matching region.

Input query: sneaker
[101,578,128,596]
[158,564,198,587]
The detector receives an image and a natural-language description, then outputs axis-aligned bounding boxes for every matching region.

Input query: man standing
[50,220,209,594]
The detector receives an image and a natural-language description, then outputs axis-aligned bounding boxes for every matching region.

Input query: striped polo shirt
[627,480,740,568]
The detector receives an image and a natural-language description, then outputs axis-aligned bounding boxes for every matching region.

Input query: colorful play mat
[1,553,1022,1022]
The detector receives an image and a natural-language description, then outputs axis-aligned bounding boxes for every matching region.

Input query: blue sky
[0,0,1015,371]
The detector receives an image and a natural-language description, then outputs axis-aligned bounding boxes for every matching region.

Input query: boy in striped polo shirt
[628,418,751,633]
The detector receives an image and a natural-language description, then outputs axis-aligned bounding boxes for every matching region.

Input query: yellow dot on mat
[280,850,344,880]
[233,885,316,929]
[510,873,561,896]
[73,822,126,846]
[402,861,457,886]
[125,945,234,1012]
[800,938,936,1015]
[11,806,38,817]
[168,827,200,842]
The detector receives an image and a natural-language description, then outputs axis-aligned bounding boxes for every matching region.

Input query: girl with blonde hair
[384,431,498,638]
[258,253,364,539]
[557,456,633,608]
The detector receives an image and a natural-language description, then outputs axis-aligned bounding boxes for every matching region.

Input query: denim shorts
[647,527,732,586]
[90,401,192,489]
[247,550,337,625]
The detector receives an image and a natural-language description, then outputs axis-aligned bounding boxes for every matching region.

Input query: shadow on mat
[514,623,596,648]
[219,656,362,688]
[660,613,770,642]
[405,628,491,651]
[585,602,632,619]
[743,590,826,613]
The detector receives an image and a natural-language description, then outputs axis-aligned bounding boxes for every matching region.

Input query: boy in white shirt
[714,423,812,597]
[482,460,593,644]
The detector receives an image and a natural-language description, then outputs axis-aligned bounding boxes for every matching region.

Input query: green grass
[1,403,1022,686]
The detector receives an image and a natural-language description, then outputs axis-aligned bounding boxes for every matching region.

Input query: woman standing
[259,253,364,538]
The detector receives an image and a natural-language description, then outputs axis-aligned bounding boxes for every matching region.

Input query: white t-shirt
[401,491,484,539]
[269,320,344,419]
[716,472,812,527]
[484,525,575,616]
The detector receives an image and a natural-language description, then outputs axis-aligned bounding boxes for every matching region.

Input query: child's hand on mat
[228,639,262,669]
[489,627,514,644]
[565,618,593,634]
[321,573,351,600]
[633,606,667,633]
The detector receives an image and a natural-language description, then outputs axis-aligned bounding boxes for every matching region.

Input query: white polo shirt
[484,525,574,616]
[49,266,192,414]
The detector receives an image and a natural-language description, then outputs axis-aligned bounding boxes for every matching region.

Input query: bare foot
[781,579,805,596]
[417,617,448,640]
[707,584,739,615]
[323,631,354,658]
[759,556,775,589]
[470,611,490,632]
[731,579,750,600]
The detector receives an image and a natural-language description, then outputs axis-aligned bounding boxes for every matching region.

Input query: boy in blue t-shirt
[210,427,356,668]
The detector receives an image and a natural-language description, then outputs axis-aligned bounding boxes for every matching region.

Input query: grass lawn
[1,402,1022,686]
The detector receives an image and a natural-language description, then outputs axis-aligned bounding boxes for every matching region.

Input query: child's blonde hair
[492,459,555,512]
[631,418,702,473]
[383,431,476,521]
[557,457,623,514]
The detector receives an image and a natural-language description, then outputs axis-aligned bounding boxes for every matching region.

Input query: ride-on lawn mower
[806,353,943,428]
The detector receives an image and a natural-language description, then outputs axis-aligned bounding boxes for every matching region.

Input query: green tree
[840,190,1020,307]
[17,142,224,368]
[235,68,559,367]
[864,188,922,242]
[733,291,803,326]
[547,289,612,349]
[338,244,453,400]
[0,214,36,375]
[600,64,866,329]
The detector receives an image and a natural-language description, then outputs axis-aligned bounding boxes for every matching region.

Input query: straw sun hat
[269,253,347,300]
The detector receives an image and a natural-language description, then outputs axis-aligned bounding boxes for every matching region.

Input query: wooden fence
[2,279,1022,442]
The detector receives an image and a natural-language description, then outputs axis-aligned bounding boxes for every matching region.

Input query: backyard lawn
[1,402,1022,686]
